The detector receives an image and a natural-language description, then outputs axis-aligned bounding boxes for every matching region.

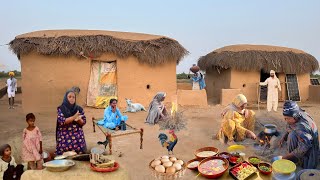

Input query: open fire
[257,131,280,148]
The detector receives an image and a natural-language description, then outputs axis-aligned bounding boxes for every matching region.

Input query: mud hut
[9,30,188,112]
[198,44,319,104]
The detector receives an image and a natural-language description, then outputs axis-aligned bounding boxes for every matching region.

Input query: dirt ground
[0,93,319,180]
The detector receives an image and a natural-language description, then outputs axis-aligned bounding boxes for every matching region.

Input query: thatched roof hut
[10,30,188,65]
[9,30,188,112]
[197,44,319,104]
[198,44,319,74]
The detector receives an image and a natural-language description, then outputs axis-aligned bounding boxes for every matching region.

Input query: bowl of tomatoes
[228,154,243,165]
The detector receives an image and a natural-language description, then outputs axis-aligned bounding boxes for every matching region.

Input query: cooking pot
[264,124,277,134]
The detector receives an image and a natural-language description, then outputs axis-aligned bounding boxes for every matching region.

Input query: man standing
[6,71,17,109]
[260,70,281,111]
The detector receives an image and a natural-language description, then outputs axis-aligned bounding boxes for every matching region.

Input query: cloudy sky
[0,0,319,73]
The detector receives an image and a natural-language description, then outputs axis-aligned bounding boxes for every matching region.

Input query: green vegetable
[249,157,260,164]
[260,165,270,172]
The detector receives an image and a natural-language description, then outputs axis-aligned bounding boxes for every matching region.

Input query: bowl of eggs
[149,155,186,179]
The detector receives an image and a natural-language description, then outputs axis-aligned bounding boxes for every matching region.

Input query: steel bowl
[271,156,282,163]
[43,159,75,172]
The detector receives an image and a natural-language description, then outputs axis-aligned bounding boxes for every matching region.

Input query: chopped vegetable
[231,162,257,180]
[259,165,270,172]
[249,157,260,164]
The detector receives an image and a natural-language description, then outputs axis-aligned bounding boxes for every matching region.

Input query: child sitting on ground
[0,144,24,180]
[22,113,43,170]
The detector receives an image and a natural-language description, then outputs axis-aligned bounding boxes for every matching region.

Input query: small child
[22,113,43,170]
[0,144,24,180]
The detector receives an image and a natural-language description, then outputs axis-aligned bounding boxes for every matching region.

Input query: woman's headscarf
[56,90,83,142]
[232,94,248,108]
[283,100,302,118]
[58,90,83,118]
[0,144,11,156]
[152,92,166,103]
[221,94,247,116]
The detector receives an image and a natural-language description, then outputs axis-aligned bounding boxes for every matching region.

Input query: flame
[259,140,264,144]
[171,102,177,116]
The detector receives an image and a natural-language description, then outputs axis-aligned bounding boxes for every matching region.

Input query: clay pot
[190,64,200,73]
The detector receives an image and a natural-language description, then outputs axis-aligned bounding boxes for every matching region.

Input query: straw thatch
[158,111,187,132]
[198,44,319,74]
[9,30,188,65]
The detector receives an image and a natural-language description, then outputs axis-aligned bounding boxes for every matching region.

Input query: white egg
[173,163,182,171]
[151,160,162,168]
[155,165,165,173]
[175,160,184,166]
[169,157,177,162]
[163,161,173,168]
[161,158,170,163]
[162,155,169,159]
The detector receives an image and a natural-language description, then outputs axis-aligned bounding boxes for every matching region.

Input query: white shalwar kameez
[6,78,17,98]
[260,73,281,112]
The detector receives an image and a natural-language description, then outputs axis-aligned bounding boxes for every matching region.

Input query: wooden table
[92,117,144,155]
[21,161,129,180]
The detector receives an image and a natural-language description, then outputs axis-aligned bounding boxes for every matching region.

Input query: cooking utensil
[263,124,277,134]
[271,156,283,163]
[43,159,75,172]
[54,155,67,160]
[272,159,296,174]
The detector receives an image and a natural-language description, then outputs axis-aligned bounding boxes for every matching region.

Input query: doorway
[259,70,279,102]
[87,61,117,108]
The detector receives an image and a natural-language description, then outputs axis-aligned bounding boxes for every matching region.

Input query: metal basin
[43,159,75,172]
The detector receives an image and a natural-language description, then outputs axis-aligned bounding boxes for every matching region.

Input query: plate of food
[63,151,77,157]
[248,156,260,167]
[54,155,67,160]
[229,161,257,180]
[195,147,219,159]
[186,158,200,170]
[258,162,272,175]
[198,156,229,179]
[90,161,119,172]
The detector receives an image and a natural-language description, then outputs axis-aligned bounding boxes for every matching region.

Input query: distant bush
[311,73,320,79]
[177,72,189,79]
[0,70,21,78]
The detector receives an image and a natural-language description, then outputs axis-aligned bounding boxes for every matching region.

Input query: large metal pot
[264,124,277,134]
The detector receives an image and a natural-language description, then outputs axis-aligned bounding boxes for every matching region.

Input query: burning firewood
[158,102,187,131]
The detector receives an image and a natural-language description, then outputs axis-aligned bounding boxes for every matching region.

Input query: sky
[0,0,319,73]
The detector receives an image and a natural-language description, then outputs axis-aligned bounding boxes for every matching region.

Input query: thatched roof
[9,30,188,65]
[198,44,319,74]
